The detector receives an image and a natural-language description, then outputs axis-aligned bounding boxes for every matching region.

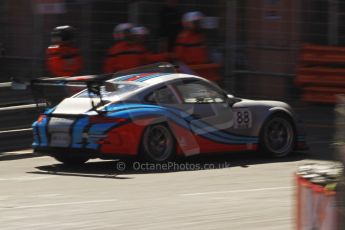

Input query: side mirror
[226,96,241,107]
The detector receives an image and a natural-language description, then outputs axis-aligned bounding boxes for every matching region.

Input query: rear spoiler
[30,62,178,111]
[30,74,114,111]
[30,74,114,85]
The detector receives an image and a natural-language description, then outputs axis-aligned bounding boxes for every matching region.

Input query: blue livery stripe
[33,102,259,150]
[104,103,258,144]
[114,74,138,82]
[86,123,117,149]
[113,73,167,83]
[135,73,166,82]
[71,117,89,148]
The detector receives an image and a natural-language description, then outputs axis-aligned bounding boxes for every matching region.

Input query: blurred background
[1,0,344,101]
[0,0,343,153]
[0,1,344,228]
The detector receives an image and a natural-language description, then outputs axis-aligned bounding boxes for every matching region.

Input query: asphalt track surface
[0,103,336,230]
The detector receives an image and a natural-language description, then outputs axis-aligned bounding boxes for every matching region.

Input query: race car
[32,63,307,165]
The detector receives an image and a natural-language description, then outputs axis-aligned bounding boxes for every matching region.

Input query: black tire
[53,154,89,166]
[141,124,176,163]
[259,114,296,157]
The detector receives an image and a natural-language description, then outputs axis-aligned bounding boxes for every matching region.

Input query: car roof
[108,72,204,88]
[99,72,214,102]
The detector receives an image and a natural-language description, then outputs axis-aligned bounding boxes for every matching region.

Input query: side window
[175,80,227,104]
[146,86,178,104]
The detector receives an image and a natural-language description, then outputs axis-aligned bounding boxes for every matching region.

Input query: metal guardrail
[0,81,34,106]
[0,104,39,132]
[0,82,11,87]
[0,82,37,151]
[0,128,33,152]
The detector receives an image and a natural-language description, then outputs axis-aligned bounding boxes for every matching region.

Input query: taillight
[89,116,128,124]
[37,114,47,123]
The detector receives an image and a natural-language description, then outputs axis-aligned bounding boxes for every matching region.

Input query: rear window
[76,84,140,98]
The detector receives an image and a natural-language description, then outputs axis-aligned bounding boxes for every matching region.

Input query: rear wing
[30,74,114,110]
[30,62,178,111]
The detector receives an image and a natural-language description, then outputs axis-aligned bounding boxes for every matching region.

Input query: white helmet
[113,23,134,40]
[182,11,204,29]
[131,26,150,36]
[182,11,204,23]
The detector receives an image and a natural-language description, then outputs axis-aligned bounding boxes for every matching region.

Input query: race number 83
[234,108,252,129]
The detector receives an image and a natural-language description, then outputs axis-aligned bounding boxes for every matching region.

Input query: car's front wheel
[141,124,176,163]
[260,114,295,157]
[53,154,89,166]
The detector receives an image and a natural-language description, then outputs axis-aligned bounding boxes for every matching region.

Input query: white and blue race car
[31,63,307,165]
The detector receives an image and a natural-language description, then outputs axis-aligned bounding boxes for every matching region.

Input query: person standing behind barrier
[174,11,209,65]
[131,26,171,64]
[46,25,83,77]
[103,23,147,73]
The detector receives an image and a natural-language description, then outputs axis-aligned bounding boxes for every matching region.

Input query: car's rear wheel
[141,124,175,162]
[53,154,89,166]
[260,114,295,157]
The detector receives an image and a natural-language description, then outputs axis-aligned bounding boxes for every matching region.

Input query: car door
[144,84,201,155]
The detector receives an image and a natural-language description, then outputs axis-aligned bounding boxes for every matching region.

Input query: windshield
[76,84,139,98]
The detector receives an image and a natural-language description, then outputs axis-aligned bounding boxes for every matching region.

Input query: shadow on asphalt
[0,150,40,161]
[28,151,310,179]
